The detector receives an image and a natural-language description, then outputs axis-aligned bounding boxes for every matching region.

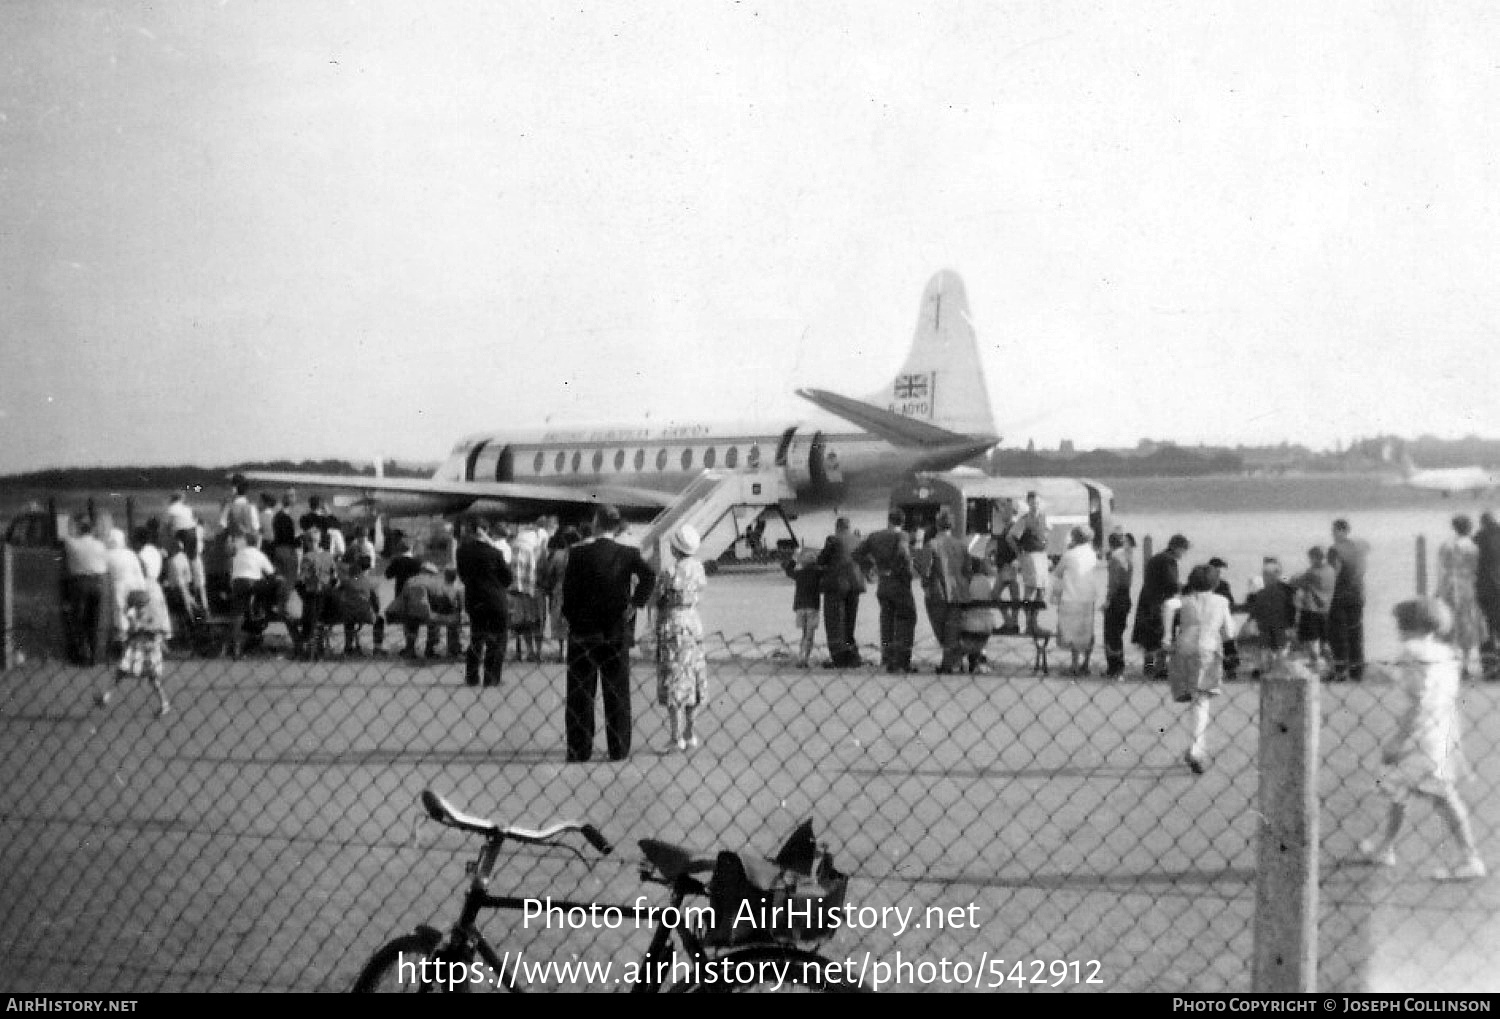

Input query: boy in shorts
[1356,598,1485,881]
[1240,557,1298,676]
[1291,545,1335,668]
[786,547,823,668]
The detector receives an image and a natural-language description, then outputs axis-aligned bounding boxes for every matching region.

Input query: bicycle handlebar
[580,824,614,856]
[421,789,612,855]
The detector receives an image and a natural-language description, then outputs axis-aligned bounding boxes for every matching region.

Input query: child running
[1356,597,1486,881]
[96,588,171,717]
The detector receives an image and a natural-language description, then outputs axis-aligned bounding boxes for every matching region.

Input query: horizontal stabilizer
[796,388,992,448]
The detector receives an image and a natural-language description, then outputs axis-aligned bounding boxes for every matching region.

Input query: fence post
[1252,657,1319,991]
[1,543,12,670]
[1415,535,1427,596]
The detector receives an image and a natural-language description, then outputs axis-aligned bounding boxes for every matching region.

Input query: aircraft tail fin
[863,269,998,440]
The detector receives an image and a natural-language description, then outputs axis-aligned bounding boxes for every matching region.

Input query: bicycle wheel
[677,945,871,993]
[350,931,473,993]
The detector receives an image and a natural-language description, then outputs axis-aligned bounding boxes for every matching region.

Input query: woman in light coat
[1165,565,1236,774]
[1051,526,1099,676]
[1436,514,1486,678]
[103,528,147,648]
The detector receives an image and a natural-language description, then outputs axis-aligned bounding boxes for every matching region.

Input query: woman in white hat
[656,524,709,752]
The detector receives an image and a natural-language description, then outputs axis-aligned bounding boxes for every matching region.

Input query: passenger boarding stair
[634,469,793,569]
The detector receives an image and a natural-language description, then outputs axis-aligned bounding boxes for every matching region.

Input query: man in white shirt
[165,491,197,543]
[490,521,513,563]
[219,475,259,551]
[62,517,109,666]
[229,533,279,658]
[164,492,208,614]
[258,493,278,546]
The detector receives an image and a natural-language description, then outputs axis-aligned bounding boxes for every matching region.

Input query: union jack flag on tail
[893,373,932,401]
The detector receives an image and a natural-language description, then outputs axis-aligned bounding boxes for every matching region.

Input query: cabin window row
[531,445,761,475]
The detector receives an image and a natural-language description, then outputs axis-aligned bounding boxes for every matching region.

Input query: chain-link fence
[0,621,1496,992]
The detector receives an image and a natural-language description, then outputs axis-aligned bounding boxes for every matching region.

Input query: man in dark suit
[561,504,656,762]
[456,516,513,688]
[922,509,970,673]
[1132,533,1190,679]
[817,517,867,668]
[1473,512,1500,665]
[1328,518,1370,682]
[855,509,918,673]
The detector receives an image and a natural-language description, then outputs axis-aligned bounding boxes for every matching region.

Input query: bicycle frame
[421,830,712,993]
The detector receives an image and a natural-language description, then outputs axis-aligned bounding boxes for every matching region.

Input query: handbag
[702,820,849,947]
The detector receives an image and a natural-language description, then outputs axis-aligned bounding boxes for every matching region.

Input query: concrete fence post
[1,543,12,670]
[1252,656,1320,991]
[1415,535,1427,596]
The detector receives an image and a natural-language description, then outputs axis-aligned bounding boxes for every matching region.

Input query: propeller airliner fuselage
[246,270,1001,520]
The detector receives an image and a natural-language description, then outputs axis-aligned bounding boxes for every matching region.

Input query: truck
[889,472,1115,560]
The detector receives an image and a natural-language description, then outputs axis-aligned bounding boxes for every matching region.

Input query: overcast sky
[3,1,1498,474]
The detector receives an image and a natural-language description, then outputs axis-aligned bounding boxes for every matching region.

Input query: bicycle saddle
[639,838,716,880]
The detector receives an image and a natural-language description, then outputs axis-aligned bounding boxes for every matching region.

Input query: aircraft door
[495,446,515,482]
[471,442,508,485]
[965,497,993,537]
[782,430,845,501]
[816,433,845,485]
[464,439,490,482]
[1085,483,1106,552]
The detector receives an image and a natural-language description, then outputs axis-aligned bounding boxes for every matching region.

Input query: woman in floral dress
[656,525,709,752]
[1436,514,1487,678]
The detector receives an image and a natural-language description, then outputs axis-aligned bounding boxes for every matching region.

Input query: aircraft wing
[796,388,994,448]
[241,471,676,515]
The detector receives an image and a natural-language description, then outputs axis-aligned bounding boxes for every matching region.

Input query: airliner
[1384,444,1500,497]
[245,270,1001,520]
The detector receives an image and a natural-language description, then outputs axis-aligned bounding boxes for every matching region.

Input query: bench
[184,608,298,658]
[955,598,1052,675]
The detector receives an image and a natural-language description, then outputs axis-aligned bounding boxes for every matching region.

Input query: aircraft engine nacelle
[780,430,847,505]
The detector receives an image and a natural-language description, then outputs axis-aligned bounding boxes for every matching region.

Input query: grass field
[1,628,1496,993]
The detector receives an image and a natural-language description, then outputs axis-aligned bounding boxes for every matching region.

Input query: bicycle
[351,789,869,993]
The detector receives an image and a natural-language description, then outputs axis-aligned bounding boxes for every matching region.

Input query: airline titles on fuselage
[526,424,715,445]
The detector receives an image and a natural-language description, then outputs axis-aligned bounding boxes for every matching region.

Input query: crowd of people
[786,511,1384,681]
[51,483,1493,878]
[54,486,1497,829]
[59,481,707,765]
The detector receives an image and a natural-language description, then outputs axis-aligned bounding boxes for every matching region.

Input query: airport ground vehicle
[351,790,866,994]
[890,472,1114,559]
[3,508,63,548]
